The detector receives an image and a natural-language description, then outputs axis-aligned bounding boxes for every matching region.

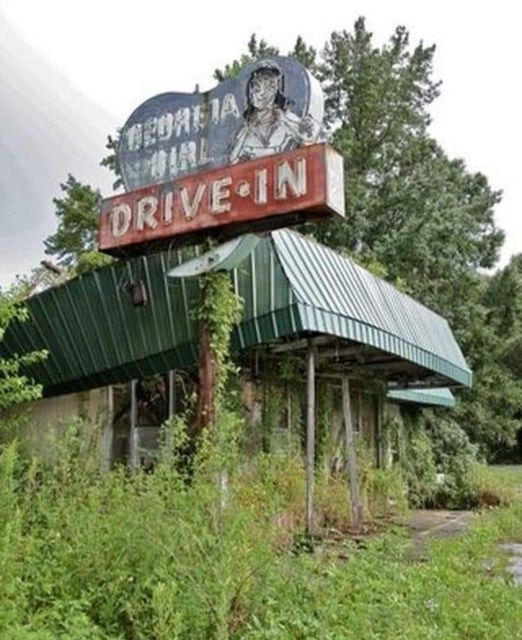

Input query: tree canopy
[44,174,112,276]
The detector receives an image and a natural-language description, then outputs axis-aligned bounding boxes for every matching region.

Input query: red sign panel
[99,143,344,256]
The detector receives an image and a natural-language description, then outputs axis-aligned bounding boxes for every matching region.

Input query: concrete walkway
[393,509,475,559]
[498,543,522,586]
[395,509,522,586]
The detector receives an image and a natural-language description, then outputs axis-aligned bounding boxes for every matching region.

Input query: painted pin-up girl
[229,59,321,164]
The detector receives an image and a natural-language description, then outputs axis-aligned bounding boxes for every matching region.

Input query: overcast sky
[1,0,520,289]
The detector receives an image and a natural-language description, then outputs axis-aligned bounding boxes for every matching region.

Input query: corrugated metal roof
[387,388,456,408]
[272,230,471,387]
[1,230,471,397]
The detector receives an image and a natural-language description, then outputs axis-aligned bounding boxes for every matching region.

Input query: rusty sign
[118,57,324,192]
[99,143,344,255]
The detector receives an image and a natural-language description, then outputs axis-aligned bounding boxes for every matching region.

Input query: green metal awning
[387,388,456,408]
[1,229,471,397]
[271,230,471,387]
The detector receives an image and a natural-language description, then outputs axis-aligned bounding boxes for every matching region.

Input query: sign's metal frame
[99,143,344,255]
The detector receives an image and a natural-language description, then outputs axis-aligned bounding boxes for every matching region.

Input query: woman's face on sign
[249,71,279,110]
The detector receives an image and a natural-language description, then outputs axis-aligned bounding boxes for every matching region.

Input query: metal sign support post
[168,370,176,419]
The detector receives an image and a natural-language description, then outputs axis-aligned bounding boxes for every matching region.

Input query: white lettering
[136,196,159,230]
[210,177,232,214]
[169,147,178,177]
[157,113,174,141]
[180,183,206,219]
[126,124,143,151]
[143,118,157,148]
[198,137,209,166]
[255,168,268,204]
[110,203,132,238]
[163,191,174,224]
[210,98,220,124]
[221,93,240,121]
[150,150,168,181]
[192,103,207,133]
[178,141,197,171]
[275,159,307,199]
[174,108,191,136]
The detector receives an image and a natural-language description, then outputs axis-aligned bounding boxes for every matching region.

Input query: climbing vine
[197,271,243,406]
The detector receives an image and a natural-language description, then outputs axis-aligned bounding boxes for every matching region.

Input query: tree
[44,174,112,275]
[456,254,522,459]
[0,291,46,414]
[310,21,502,320]
[100,133,123,191]
[213,34,280,82]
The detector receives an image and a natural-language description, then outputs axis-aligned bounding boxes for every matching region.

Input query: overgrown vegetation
[0,291,46,415]
[1,426,521,640]
[197,271,244,403]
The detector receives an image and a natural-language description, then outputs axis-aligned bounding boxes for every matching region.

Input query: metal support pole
[305,342,316,537]
[342,375,363,533]
[129,379,139,469]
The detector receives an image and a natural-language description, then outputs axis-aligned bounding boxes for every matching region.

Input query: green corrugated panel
[387,388,456,408]
[0,238,294,397]
[1,229,471,397]
[271,230,472,387]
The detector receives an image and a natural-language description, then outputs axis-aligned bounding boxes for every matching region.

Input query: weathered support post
[376,393,384,468]
[161,370,177,464]
[197,324,216,433]
[357,391,363,434]
[342,374,363,533]
[305,341,316,537]
[101,384,114,473]
[168,369,176,419]
[129,379,139,469]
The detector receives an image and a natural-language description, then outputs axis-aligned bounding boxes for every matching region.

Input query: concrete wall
[11,376,395,470]
[13,387,112,468]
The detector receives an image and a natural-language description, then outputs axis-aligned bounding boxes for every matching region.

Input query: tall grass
[1,419,521,639]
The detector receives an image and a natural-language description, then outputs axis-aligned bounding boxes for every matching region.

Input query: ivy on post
[195,271,243,434]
